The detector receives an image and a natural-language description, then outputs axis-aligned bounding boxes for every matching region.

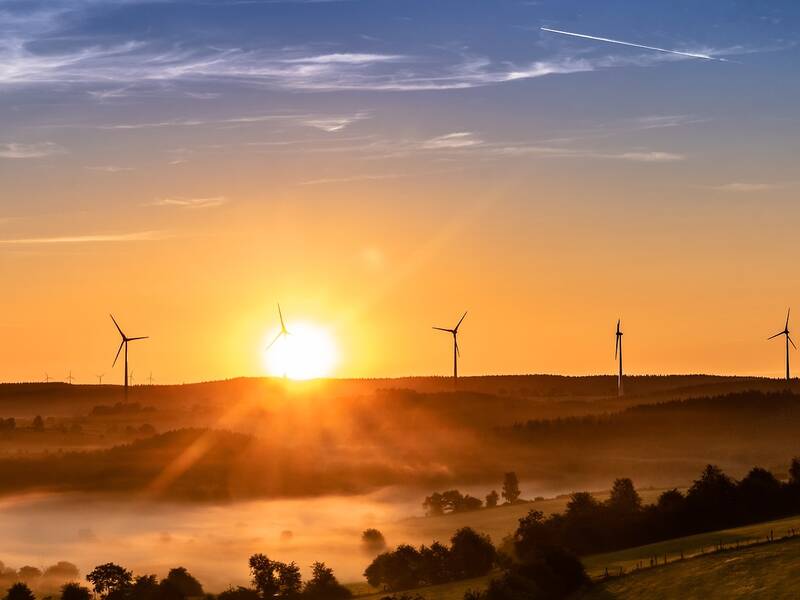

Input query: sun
[264,321,338,380]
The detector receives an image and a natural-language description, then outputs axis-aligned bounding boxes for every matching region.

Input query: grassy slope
[583,514,800,578]
[578,535,800,599]
[351,514,800,600]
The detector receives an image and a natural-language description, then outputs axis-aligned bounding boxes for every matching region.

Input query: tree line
[422,473,522,516]
[1,556,352,600]
[498,457,800,557]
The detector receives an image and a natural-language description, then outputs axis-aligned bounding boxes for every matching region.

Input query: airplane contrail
[540,27,727,62]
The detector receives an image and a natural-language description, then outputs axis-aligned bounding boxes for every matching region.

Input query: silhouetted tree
[606,478,641,514]
[130,575,160,600]
[249,555,300,600]
[485,491,499,509]
[790,457,800,486]
[448,528,496,579]
[422,493,444,516]
[5,583,34,600]
[217,588,259,600]
[164,568,203,597]
[502,473,520,504]
[86,564,132,600]
[418,542,451,585]
[686,464,737,530]
[361,529,387,553]
[301,563,351,600]
[60,582,91,600]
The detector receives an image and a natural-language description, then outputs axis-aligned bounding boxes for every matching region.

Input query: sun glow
[264,321,338,380]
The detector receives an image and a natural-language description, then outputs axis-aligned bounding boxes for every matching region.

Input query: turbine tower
[433,311,467,383]
[110,314,148,398]
[768,308,796,383]
[66,371,75,385]
[266,303,290,350]
[614,319,623,396]
[96,374,104,385]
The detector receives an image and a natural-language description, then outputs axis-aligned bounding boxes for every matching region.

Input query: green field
[351,514,800,600]
[579,535,800,599]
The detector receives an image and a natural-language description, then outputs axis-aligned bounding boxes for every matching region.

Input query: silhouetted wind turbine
[266,304,290,350]
[433,311,467,383]
[110,314,148,398]
[768,308,796,383]
[129,370,135,385]
[96,374,104,385]
[614,319,624,396]
[44,373,50,383]
[148,372,155,385]
[66,371,75,385]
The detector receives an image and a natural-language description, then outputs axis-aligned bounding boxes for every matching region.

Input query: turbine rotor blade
[787,308,791,330]
[112,341,124,367]
[768,332,785,340]
[454,311,468,332]
[433,327,454,333]
[128,336,148,341]
[110,314,126,339]
[455,337,460,357]
[791,336,798,350]
[266,332,283,350]
[615,336,619,360]
[278,303,287,332]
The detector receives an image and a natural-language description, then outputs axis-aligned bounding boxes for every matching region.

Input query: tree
[302,563,351,600]
[86,563,133,599]
[32,416,44,432]
[363,545,422,591]
[5,584,34,600]
[606,478,641,514]
[501,473,520,504]
[418,543,451,586]
[789,457,800,486]
[60,583,91,600]
[249,555,300,600]
[249,555,279,600]
[130,575,160,600]
[164,567,204,597]
[485,491,499,509]
[422,493,445,516]
[448,528,496,579]
[218,588,260,600]
[361,529,387,553]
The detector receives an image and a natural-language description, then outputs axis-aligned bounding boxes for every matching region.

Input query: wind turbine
[110,314,148,398]
[433,311,467,383]
[44,373,50,383]
[148,372,155,385]
[614,319,623,396]
[66,371,75,385]
[768,308,796,383]
[266,304,290,350]
[96,374,104,385]
[129,370,135,385]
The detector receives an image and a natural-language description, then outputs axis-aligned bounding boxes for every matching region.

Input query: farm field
[578,535,800,599]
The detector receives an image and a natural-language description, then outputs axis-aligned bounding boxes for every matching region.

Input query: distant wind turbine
[433,311,467,383]
[614,319,624,396]
[148,372,155,385]
[266,304,290,350]
[66,371,75,385]
[96,374,104,385]
[44,373,50,383]
[768,308,796,383]
[110,314,148,398]
[129,370,135,385]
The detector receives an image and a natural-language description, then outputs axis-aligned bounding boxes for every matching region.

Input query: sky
[1,0,800,383]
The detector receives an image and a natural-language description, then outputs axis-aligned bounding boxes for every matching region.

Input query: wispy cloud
[0,142,64,159]
[0,231,167,245]
[150,196,229,208]
[302,112,370,132]
[421,132,483,150]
